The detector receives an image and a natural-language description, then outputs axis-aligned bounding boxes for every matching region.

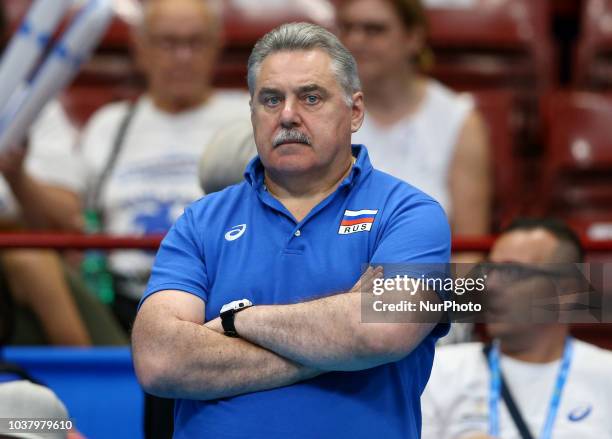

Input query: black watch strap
[220,299,252,338]
[221,311,239,337]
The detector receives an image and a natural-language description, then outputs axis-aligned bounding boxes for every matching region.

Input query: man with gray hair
[133,22,450,438]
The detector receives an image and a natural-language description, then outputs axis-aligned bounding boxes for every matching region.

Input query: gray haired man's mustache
[272,130,312,147]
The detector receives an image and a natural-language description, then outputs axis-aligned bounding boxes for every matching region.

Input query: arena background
[0,0,611,438]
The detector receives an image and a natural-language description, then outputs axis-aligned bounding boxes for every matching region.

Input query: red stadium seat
[468,89,525,229]
[571,325,612,350]
[574,0,612,89]
[540,91,612,225]
[424,0,556,154]
[5,0,555,92]
[425,0,556,93]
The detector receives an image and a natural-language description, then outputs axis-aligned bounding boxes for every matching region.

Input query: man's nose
[173,45,195,62]
[280,97,301,128]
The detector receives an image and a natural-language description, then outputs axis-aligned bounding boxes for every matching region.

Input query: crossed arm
[132,268,438,401]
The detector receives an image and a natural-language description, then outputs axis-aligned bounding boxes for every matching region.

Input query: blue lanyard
[488,338,573,439]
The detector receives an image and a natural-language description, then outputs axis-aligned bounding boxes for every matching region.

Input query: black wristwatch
[220,299,253,337]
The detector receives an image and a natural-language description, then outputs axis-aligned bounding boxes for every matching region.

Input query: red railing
[0,233,610,253]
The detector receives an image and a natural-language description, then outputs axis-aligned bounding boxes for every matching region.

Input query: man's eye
[364,23,388,36]
[264,96,281,106]
[305,95,320,105]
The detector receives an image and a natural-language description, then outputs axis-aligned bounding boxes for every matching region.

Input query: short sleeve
[141,206,209,306]
[371,197,451,265]
[371,196,452,338]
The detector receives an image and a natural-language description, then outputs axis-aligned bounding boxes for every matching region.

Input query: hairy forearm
[5,171,82,231]
[234,291,428,371]
[132,316,320,401]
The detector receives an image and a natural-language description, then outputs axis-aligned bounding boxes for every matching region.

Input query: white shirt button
[294,230,301,237]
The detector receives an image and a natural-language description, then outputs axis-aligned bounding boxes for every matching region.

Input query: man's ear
[351,91,365,133]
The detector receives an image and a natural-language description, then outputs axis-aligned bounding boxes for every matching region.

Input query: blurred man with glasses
[42,1,249,437]
[56,0,250,331]
[421,218,612,439]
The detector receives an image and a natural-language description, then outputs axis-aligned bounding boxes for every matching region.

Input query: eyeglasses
[471,262,583,283]
[147,34,214,53]
[337,21,391,38]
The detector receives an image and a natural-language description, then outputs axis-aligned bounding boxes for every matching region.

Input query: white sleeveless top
[353,80,474,213]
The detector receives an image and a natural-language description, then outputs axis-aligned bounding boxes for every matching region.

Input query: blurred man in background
[38,0,249,332]
[29,0,249,437]
[422,218,612,439]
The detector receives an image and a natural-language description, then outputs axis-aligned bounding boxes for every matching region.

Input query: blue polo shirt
[143,145,451,439]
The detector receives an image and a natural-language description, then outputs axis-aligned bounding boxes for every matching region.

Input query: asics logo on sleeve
[225,224,247,241]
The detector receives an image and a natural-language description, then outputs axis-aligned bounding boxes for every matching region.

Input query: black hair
[502,217,584,263]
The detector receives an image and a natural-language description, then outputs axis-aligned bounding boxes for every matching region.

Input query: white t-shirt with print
[78,91,250,299]
[422,340,612,439]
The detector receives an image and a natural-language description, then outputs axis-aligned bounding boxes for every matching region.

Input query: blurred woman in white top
[336,0,491,237]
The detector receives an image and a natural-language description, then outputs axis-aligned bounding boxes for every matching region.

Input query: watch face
[220,299,253,314]
[220,302,234,314]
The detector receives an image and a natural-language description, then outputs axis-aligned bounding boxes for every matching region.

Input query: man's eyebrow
[257,87,283,97]
[256,85,330,98]
[296,84,329,96]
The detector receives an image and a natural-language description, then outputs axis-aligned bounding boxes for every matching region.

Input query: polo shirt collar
[244,144,373,190]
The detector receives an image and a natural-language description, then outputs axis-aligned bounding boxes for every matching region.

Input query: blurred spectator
[421,218,612,439]
[37,0,248,437]
[336,0,491,236]
[0,4,125,346]
[59,0,250,332]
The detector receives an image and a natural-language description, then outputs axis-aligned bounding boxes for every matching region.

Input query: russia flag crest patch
[338,209,379,235]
